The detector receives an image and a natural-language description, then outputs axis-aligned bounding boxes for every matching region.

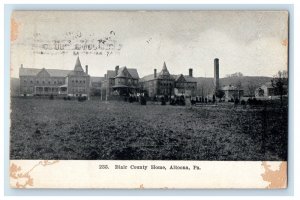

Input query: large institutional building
[19,57,249,101]
[140,62,197,98]
[19,57,94,97]
[18,58,198,99]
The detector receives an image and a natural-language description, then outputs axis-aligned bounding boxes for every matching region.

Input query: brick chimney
[189,68,193,77]
[214,58,219,92]
[154,69,157,78]
[85,65,88,74]
[115,65,119,76]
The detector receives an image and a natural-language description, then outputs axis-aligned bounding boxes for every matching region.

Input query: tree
[247,81,259,97]
[271,70,288,107]
[215,89,225,101]
[226,72,243,78]
[236,80,242,100]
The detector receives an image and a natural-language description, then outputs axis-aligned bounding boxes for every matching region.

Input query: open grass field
[10,97,288,160]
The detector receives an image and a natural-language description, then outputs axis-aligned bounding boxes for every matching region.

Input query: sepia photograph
[10,11,288,163]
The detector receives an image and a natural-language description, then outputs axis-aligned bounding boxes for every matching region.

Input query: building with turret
[19,56,91,97]
[140,62,197,98]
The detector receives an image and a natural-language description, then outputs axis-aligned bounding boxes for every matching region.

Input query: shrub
[129,96,133,103]
[191,99,196,105]
[241,100,246,105]
[49,94,54,100]
[170,99,176,105]
[234,98,239,105]
[67,96,71,100]
[78,96,87,102]
[161,97,166,105]
[140,96,147,105]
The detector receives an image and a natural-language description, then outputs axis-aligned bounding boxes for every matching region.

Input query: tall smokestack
[115,65,119,76]
[214,58,219,92]
[85,65,88,74]
[189,68,193,77]
[154,69,157,78]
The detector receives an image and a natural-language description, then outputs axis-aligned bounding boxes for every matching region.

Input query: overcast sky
[10,11,288,78]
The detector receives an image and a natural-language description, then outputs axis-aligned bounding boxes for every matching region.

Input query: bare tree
[226,72,244,78]
[271,70,288,107]
[236,80,242,100]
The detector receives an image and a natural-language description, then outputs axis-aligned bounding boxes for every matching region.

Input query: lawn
[10,97,288,160]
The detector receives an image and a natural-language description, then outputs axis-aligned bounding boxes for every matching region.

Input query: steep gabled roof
[183,75,197,83]
[115,67,128,78]
[19,68,41,76]
[112,66,140,79]
[74,56,84,72]
[19,67,71,77]
[47,69,72,77]
[127,68,139,79]
[158,62,171,77]
[106,70,116,78]
[172,74,181,81]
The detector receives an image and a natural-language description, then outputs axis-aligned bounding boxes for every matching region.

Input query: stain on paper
[261,161,287,189]
[11,18,20,42]
[10,160,59,188]
[281,39,288,47]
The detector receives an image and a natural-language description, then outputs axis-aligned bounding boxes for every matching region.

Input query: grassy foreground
[10,97,288,160]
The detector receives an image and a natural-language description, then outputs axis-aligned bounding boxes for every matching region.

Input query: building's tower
[85,65,88,74]
[189,68,193,77]
[214,58,219,92]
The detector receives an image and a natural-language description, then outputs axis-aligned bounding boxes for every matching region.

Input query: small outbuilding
[221,85,244,101]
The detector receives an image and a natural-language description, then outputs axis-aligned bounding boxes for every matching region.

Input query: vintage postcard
[9,10,288,188]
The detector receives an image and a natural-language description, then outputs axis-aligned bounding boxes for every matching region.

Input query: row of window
[71,79,86,84]
[70,87,86,93]
[175,83,196,88]
[115,78,138,84]
[22,79,64,85]
[22,86,60,93]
